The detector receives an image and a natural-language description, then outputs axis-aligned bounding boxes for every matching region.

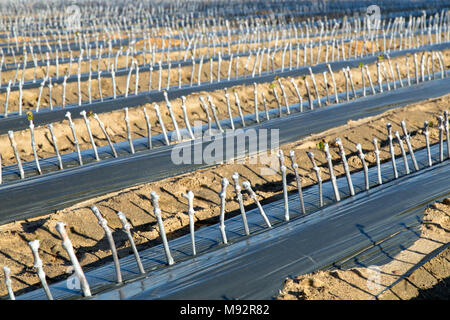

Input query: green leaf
[26,111,33,121]
[317,140,325,151]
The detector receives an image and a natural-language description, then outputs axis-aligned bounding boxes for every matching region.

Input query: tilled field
[0,48,449,167]
[0,91,448,297]
[278,198,450,300]
[0,0,449,301]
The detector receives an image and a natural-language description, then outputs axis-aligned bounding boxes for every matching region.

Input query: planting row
[4,110,449,299]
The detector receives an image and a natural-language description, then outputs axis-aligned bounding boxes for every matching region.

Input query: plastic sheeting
[1,40,449,129]
[16,142,450,300]
[0,74,449,225]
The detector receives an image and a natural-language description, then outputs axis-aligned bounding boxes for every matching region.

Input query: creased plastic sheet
[16,142,450,300]
[1,41,449,130]
[0,74,449,225]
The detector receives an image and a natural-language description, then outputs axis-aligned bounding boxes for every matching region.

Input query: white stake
[93,113,117,158]
[373,138,382,185]
[3,266,15,300]
[90,206,122,283]
[77,72,82,105]
[4,80,11,117]
[307,152,323,207]
[28,240,53,300]
[148,63,153,91]
[227,54,233,80]
[232,172,250,235]
[197,56,204,86]
[199,96,213,135]
[343,68,350,101]
[242,181,272,228]
[154,103,170,145]
[364,65,376,95]
[62,74,68,108]
[65,112,83,165]
[414,53,419,84]
[423,121,432,167]
[8,130,25,179]
[233,91,246,128]
[55,222,91,297]
[116,211,145,274]
[272,85,283,116]
[401,120,419,171]
[394,130,410,175]
[386,123,399,179]
[47,124,63,170]
[381,62,391,91]
[278,79,290,115]
[395,62,404,87]
[111,65,117,99]
[150,192,174,265]
[323,71,331,104]
[261,91,270,120]
[376,62,383,93]
[327,64,339,103]
[445,110,449,159]
[278,150,290,221]
[29,119,42,174]
[180,96,195,139]
[336,137,355,196]
[347,67,356,98]
[218,178,229,244]
[181,191,197,255]
[304,79,313,110]
[80,110,100,161]
[143,107,152,149]
[18,79,23,115]
[324,143,340,201]
[178,63,182,88]
[166,61,171,90]
[124,108,135,154]
[251,83,260,122]
[406,56,411,86]
[289,150,306,214]
[189,59,195,87]
[125,63,133,97]
[355,143,370,191]
[209,57,214,83]
[207,95,224,133]
[308,67,321,107]
[290,78,303,112]
[224,88,235,130]
[218,52,222,82]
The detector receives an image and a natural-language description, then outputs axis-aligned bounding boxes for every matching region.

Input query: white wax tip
[242,181,250,189]
[29,239,40,251]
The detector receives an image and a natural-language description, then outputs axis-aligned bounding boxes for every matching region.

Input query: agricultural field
[0,0,448,305]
